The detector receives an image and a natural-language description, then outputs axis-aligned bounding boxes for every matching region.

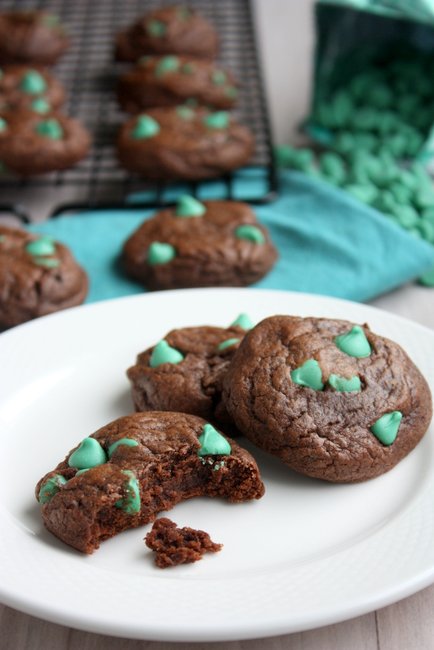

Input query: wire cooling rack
[0,0,278,221]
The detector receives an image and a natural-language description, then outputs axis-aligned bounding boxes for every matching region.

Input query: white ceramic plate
[0,288,433,642]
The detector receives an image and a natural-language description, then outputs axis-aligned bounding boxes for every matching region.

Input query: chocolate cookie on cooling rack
[116,106,254,180]
[118,55,238,113]
[0,11,69,65]
[115,5,218,62]
[0,65,65,113]
[0,110,90,175]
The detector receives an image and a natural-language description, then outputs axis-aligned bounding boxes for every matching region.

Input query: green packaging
[309,0,434,161]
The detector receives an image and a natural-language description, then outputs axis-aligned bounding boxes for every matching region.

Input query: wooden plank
[377,584,434,650]
[0,604,378,650]
[0,605,69,650]
[290,614,378,650]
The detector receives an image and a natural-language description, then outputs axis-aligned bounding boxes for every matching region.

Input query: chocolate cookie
[122,198,277,289]
[0,11,69,65]
[115,5,218,62]
[0,110,90,175]
[127,314,254,425]
[36,411,265,553]
[117,107,254,180]
[0,65,65,113]
[145,517,222,568]
[117,55,238,113]
[223,315,432,483]
[0,225,88,329]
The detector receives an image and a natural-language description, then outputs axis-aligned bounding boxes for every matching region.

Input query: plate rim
[2,285,434,342]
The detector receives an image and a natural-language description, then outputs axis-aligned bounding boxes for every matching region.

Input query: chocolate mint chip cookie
[223,315,432,483]
[36,412,264,553]
[116,106,254,180]
[118,55,238,113]
[122,198,277,289]
[0,11,69,65]
[127,314,254,426]
[0,110,90,175]
[0,66,65,113]
[0,226,88,329]
[115,5,218,62]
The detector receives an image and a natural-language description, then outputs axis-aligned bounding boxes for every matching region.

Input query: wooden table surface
[2,2,434,648]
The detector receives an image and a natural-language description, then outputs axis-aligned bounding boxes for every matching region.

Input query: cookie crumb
[145,517,222,568]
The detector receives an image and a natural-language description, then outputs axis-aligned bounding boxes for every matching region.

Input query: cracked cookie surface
[223,315,432,482]
[122,200,277,290]
[127,324,245,426]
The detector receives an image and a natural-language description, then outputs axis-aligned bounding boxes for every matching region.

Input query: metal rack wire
[0,0,278,221]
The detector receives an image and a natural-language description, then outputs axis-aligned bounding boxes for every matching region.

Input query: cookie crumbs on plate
[145,517,222,568]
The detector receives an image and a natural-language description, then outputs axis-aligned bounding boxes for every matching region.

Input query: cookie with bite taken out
[36,411,265,553]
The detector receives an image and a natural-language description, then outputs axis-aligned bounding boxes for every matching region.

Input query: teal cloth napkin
[29,170,434,304]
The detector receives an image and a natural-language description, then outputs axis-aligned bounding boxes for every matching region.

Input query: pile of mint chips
[276,0,434,286]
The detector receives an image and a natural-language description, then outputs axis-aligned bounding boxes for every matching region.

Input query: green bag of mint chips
[320,0,434,25]
[274,0,434,285]
[308,0,434,161]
